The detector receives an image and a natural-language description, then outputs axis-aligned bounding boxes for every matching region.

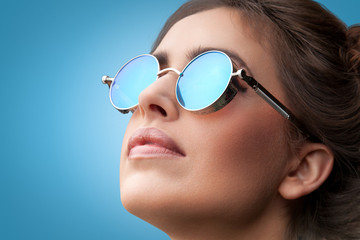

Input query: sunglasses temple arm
[238,70,321,142]
[102,75,114,88]
[239,70,304,125]
[255,84,291,119]
[238,70,291,118]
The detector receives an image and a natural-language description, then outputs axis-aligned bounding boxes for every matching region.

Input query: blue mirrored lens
[110,55,159,110]
[176,52,232,110]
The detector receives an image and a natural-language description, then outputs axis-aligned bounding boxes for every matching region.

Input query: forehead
[154,7,275,70]
[156,8,247,53]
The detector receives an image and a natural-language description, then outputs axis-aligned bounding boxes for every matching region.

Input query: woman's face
[120,7,292,231]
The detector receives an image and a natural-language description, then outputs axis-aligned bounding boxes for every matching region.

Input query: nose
[137,69,180,121]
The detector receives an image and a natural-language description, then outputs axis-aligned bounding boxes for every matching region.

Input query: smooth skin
[119,7,333,240]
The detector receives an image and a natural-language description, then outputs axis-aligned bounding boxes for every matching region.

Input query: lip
[127,128,185,159]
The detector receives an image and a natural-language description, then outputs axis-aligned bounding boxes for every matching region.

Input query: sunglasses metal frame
[102,50,319,142]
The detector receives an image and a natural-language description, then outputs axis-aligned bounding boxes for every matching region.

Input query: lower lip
[128,144,184,159]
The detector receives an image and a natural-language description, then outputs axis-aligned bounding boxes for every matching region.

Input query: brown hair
[151,0,360,239]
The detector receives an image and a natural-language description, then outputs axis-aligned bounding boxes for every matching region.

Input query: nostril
[150,104,167,117]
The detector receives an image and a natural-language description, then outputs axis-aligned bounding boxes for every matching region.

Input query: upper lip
[127,127,185,156]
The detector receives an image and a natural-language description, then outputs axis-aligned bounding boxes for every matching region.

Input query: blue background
[1,0,359,239]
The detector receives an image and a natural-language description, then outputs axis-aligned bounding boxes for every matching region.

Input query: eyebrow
[152,46,253,76]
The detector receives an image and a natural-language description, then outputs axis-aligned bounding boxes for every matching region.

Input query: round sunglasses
[102,50,319,142]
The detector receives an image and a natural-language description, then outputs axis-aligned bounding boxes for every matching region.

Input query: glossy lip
[127,128,185,159]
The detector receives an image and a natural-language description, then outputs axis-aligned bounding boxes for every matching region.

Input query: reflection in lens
[110,55,159,110]
[176,51,232,111]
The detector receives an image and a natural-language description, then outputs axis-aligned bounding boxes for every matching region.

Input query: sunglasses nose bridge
[157,68,182,77]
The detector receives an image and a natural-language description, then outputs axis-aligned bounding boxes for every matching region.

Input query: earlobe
[278,143,334,200]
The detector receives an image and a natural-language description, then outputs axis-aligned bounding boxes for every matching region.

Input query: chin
[120,175,179,219]
[120,187,183,233]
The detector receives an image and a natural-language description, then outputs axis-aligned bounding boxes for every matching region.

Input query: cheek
[183,107,288,207]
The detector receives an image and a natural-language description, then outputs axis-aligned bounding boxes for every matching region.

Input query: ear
[278,143,334,200]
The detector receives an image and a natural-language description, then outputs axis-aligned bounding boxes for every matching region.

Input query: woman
[102,0,360,239]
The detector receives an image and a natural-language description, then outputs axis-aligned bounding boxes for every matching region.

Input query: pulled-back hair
[152,0,360,239]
